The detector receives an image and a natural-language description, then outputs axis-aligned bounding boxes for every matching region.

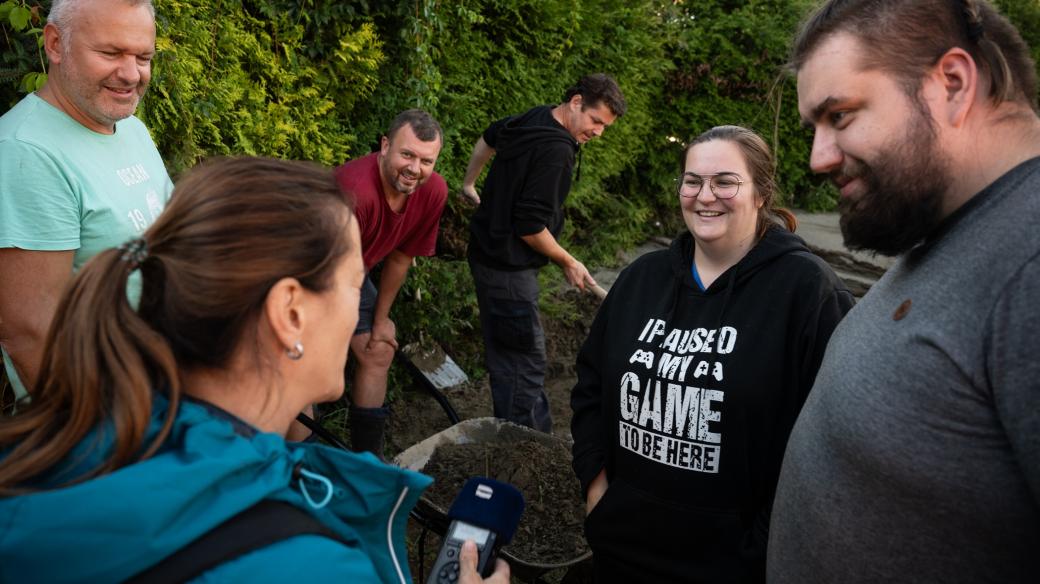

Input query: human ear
[933,47,978,128]
[263,277,306,356]
[42,23,63,64]
[379,135,390,157]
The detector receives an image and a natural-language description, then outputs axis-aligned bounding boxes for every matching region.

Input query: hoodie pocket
[584,479,748,583]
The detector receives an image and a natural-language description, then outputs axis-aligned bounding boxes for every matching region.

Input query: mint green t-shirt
[0,93,172,399]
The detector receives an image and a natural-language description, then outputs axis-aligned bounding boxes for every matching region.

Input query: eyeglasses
[676,172,745,199]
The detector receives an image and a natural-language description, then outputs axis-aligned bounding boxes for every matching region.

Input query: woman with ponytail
[0,157,507,584]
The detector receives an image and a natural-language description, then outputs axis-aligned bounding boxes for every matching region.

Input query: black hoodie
[571,226,854,583]
[468,105,578,269]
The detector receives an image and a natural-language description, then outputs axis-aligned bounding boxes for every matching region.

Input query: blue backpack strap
[126,499,346,584]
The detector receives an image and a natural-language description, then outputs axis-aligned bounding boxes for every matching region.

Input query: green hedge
[143,0,385,171]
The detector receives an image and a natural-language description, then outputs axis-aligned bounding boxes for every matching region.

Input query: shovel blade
[401,341,468,390]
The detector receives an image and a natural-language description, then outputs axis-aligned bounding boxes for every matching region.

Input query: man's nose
[809,129,842,175]
[116,55,142,85]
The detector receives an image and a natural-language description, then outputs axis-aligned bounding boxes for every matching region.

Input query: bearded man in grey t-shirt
[768,1,1040,582]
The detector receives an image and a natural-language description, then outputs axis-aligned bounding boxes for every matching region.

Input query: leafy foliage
[142,0,385,172]
[0,0,47,105]
[995,0,1040,84]
[638,0,832,230]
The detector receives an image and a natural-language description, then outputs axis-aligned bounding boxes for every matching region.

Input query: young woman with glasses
[570,125,854,583]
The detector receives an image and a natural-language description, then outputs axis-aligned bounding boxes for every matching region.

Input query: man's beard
[381,159,420,196]
[837,104,950,257]
[59,61,142,129]
[390,174,419,196]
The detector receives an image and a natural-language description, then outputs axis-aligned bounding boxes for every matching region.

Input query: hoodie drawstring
[297,467,334,510]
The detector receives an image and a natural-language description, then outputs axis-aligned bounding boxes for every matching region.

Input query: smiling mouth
[105,86,136,97]
[695,210,724,217]
[832,175,861,198]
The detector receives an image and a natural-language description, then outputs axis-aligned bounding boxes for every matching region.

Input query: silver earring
[286,341,304,360]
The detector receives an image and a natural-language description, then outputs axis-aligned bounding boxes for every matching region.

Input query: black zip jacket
[571,226,855,583]
[468,105,578,270]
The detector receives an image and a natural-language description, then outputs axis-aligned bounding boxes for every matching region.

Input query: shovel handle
[589,283,608,300]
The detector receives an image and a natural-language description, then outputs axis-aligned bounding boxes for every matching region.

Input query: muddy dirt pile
[421,440,589,565]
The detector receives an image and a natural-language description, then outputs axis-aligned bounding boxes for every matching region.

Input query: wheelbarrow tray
[394,417,593,578]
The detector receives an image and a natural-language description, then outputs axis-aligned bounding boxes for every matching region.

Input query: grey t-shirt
[768,157,1040,583]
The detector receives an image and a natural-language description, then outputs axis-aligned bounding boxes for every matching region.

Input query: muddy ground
[383,288,602,583]
[385,287,600,453]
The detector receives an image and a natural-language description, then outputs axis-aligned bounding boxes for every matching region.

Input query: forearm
[523,229,597,291]
[0,248,74,392]
[1,326,49,390]
[462,137,495,188]
[520,228,573,267]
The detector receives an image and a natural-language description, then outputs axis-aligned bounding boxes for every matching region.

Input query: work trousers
[469,259,553,433]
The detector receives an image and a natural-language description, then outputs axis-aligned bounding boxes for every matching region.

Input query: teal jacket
[0,397,432,583]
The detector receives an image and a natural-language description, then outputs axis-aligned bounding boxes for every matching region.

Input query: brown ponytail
[0,248,180,493]
[0,157,354,493]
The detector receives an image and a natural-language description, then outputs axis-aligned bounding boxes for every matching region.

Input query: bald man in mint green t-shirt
[0,0,171,401]
[0,95,171,399]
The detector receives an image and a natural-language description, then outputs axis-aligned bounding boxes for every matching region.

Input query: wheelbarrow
[394,417,593,583]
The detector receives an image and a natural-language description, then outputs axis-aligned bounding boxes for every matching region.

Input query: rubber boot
[349,404,389,460]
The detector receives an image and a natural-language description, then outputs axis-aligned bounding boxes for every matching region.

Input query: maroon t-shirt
[334,152,448,270]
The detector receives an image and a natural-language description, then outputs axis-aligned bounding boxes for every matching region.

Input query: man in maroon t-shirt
[333,109,447,455]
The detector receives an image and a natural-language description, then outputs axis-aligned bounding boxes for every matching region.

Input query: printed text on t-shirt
[618,318,734,473]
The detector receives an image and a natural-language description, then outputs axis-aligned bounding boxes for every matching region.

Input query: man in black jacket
[461,73,626,432]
